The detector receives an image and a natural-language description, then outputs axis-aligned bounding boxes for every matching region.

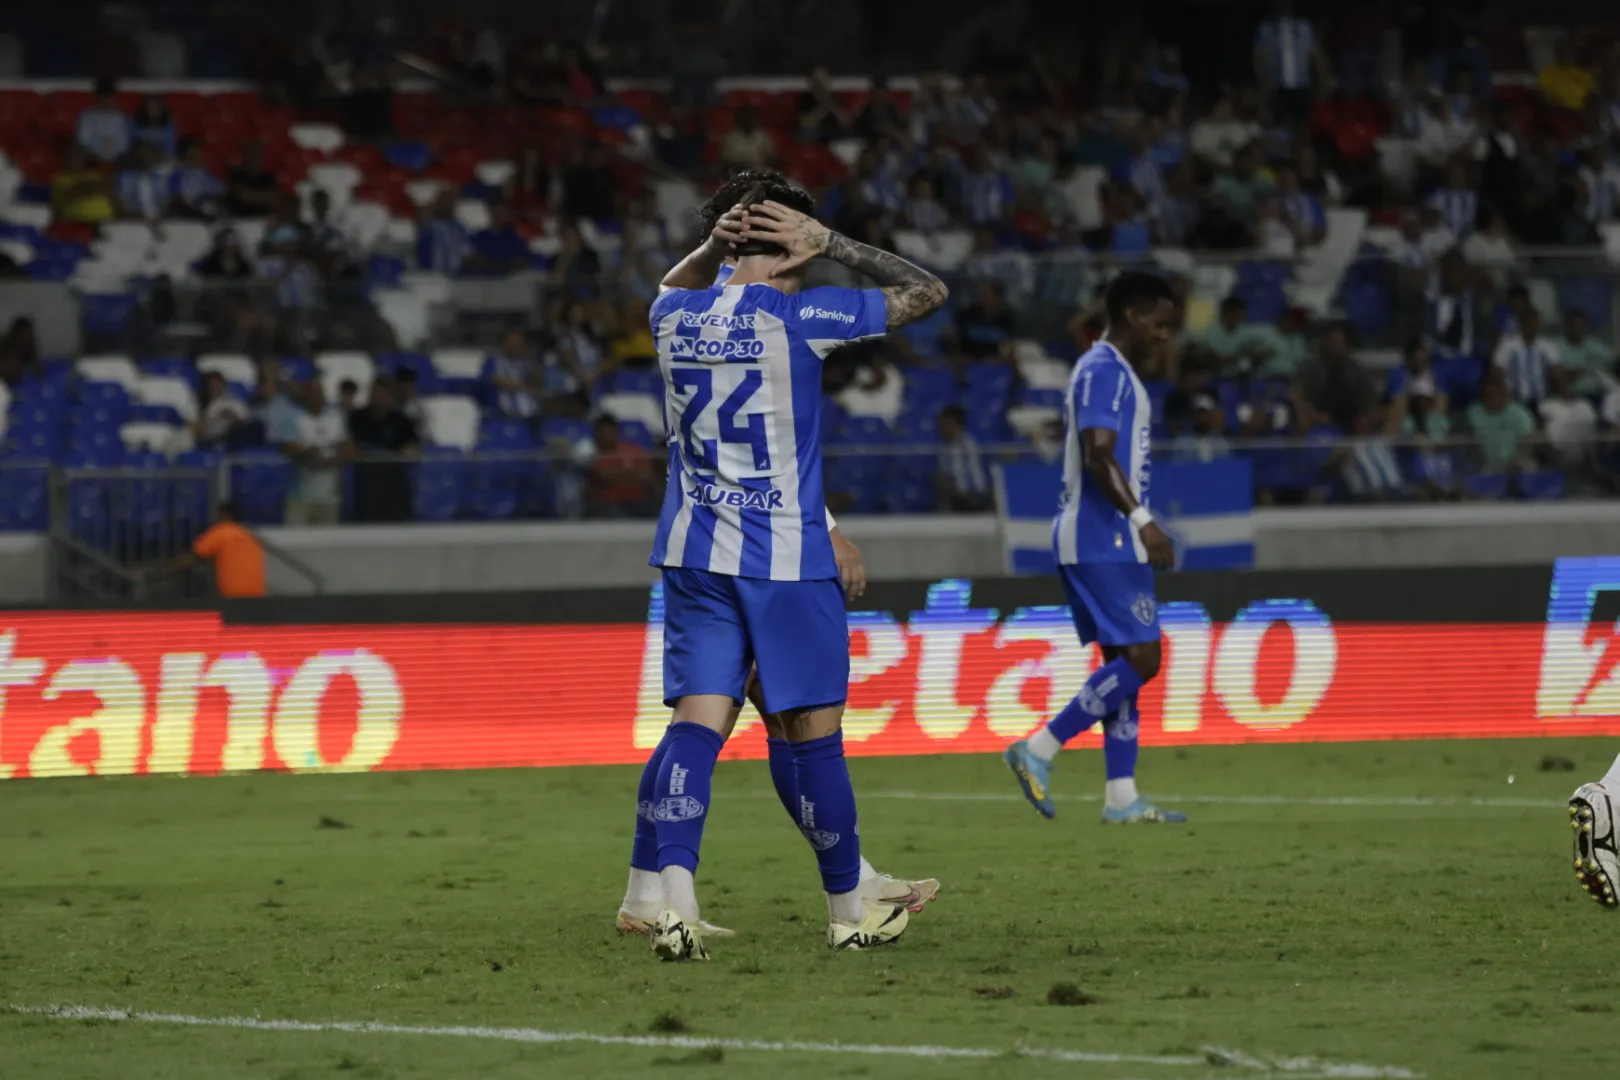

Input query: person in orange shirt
[163,502,267,598]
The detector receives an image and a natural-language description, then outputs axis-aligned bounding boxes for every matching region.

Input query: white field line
[336,791,1563,810]
[5,1005,1421,1079]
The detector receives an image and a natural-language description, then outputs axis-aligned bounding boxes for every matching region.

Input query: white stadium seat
[135,375,199,422]
[599,392,666,436]
[120,421,182,454]
[430,348,486,379]
[419,395,480,449]
[454,199,492,232]
[289,123,344,154]
[475,160,515,187]
[77,355,141,390]
[314,351,376,407]
[197,353,258,389]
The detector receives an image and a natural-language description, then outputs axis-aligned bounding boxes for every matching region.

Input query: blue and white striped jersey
[1053,341,1153,565]
[1254,17,1317,89]
[649,282,886,580]
[1492,332,1560,404]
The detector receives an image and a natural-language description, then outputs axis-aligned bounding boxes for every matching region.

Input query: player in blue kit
[1003,271,1187,825]
[628,171,948,959]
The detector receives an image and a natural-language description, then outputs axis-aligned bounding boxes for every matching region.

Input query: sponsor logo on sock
[1104,702,1138,741]
[636,799,655,822]
[798,795,815,828]
[655,795,705,822]
[801,827,841,851]
[1079,675,1116,717]
[669,763,688,796]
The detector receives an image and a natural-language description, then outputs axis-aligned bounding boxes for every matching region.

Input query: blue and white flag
[995,458,1254,575]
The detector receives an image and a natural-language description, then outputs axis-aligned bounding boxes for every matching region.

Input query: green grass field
[0,737,1614,1080]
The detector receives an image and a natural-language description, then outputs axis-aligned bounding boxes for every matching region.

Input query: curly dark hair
[697,168,816,257]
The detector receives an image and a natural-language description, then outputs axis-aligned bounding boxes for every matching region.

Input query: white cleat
[650,909,710,961]
[616,907,736,938]
[827,899,910,950]
[1569,781,1619,911]
[859,873,941,913]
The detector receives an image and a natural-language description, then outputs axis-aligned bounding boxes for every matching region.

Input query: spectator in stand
[549,299,608,386]
[1171,394,1234,464]
[562,141,618,224]
[1190,92,1256,170]
[484,327,541,420]
[1418,202,1458,263]
[607,298,657,368]
[273,35,330,108]
[1395,377,1464,501]
[955,144,1015,228]
[225,141,282,218]
[903,175,950,233]
[934,404,992,512]
[1538,38,1595,113]
[1250,305,1310,379]
[854,80,907,142]
[1335,405,1408,503]
[1148,44,1191,103]
[718,102,776,171]
[394,366,425,426]
[306,190,358,281]
[418,189,470,274]
[131,95,177,161]
[1475,100,1526,229]
[653,105,708,175]
[75,77,132,165]
[1252,0,1328,129]
[1557,308,1610,397]
[1189,296,1266,377]
[1156,163,1203,247]
[1295,322,1376,432]
[797,66,850,142]
[160,502,265,598]
[547,221,602,300]
[1492,304,1558,406]
[168,138,224,220]
[1427,160,1480,239]
[192,370,252,450]
[1255,197,1296,259]
[955,281,1015,361]
[1425,251,1480,366]
[348,375,419,523]
[1461,206,1516,288]
[1574,145,1619,240]
[336,378,361,418]
[466,201,532,275]
[963,227,1035,307]
[0,316,40,386]
[1275,165,1325,248]
[1467,370,1536,475]
[50,143,115,225]
[1539,364,1598,467]
[257,222,321,353]
[279,378,353,526]
[585,415,657,518]
[1214,143,1270,226]
[115,142,171,221]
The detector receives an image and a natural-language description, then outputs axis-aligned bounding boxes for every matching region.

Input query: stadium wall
[1,560,1617,780]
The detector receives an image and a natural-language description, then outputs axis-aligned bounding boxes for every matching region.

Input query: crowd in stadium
[5,3,1620,530]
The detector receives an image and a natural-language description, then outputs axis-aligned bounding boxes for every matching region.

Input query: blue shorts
[661,568,850,715]
[1058,562,1161,647]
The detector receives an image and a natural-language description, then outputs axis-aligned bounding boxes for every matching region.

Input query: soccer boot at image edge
[827,899,910,950]
[616,908,737,938]
[1102,798,1187,824]
[650,909,710,961]
[1003,740,1056,818]
[1570,781,1619,910]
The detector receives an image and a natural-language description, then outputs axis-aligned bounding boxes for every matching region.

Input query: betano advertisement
[2,560,1620,779]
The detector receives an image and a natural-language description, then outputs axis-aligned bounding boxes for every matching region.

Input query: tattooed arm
[821,232,950,330]
[741,200,949,329]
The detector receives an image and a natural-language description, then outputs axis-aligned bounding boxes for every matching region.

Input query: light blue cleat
[1102,798,1187,824]
[1003,740,1056,819]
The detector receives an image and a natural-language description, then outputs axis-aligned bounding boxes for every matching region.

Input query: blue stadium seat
[229,450,290,524]
[618,420,656,449]
[384,140,435,173]
[1518,470,1566,500]
[1462,474,1510,500]
[479,418,535,448]
[82,293,138,338]
[278,356,317,383]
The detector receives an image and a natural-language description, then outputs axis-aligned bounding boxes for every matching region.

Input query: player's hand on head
[1141,521,1175,570]
[709,205,747,251]
[742,200,829,271]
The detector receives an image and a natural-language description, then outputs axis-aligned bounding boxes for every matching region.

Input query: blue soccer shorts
[1058,562,1161,647]
[660,568,850,715]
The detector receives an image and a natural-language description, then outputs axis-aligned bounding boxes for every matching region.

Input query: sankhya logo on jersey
[798,306,855,323]
[669,336,767,359]
[685,481,785,510]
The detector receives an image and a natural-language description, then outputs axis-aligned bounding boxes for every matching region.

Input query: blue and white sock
[772,734,877,884]
[1027,656,1144,762]
[622,731,669,914]
[1103,699,1142,810]
[792,731,865,922]
[654,721,725,921]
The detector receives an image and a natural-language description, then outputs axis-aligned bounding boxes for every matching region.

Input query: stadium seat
[419,395,480,449]
[314,351,375,406]
[134,375,199,422]
[430,347,486,380]
[76,354,140,390]
[197,353,257,390]
[599,391,665,436]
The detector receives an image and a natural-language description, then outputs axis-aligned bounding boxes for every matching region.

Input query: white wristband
[1128,506,1154,530]
[825,508,837,530]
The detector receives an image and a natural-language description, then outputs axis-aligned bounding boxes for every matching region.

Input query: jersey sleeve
[1074,361,1130,433]
[648,288,685,331]
[192,524,224,558]
[789,286,888,344]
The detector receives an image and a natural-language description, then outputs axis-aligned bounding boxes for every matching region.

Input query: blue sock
[766,736,800,822]
[791,731,862,895]
[1047,656,1144,745]
[1102,698,1141,781]
[629,731,671,872]
[653,721,725,873]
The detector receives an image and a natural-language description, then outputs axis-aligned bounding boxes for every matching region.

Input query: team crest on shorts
[1132,594,1157,626]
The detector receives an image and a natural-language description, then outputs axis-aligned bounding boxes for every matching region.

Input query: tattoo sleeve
[821,233,949,329]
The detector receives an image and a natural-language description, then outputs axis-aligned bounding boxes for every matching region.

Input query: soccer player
[630,172,947,959]
[1002,271,1187,825]
[616,521,940,939]
[1570,756,1619,909]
